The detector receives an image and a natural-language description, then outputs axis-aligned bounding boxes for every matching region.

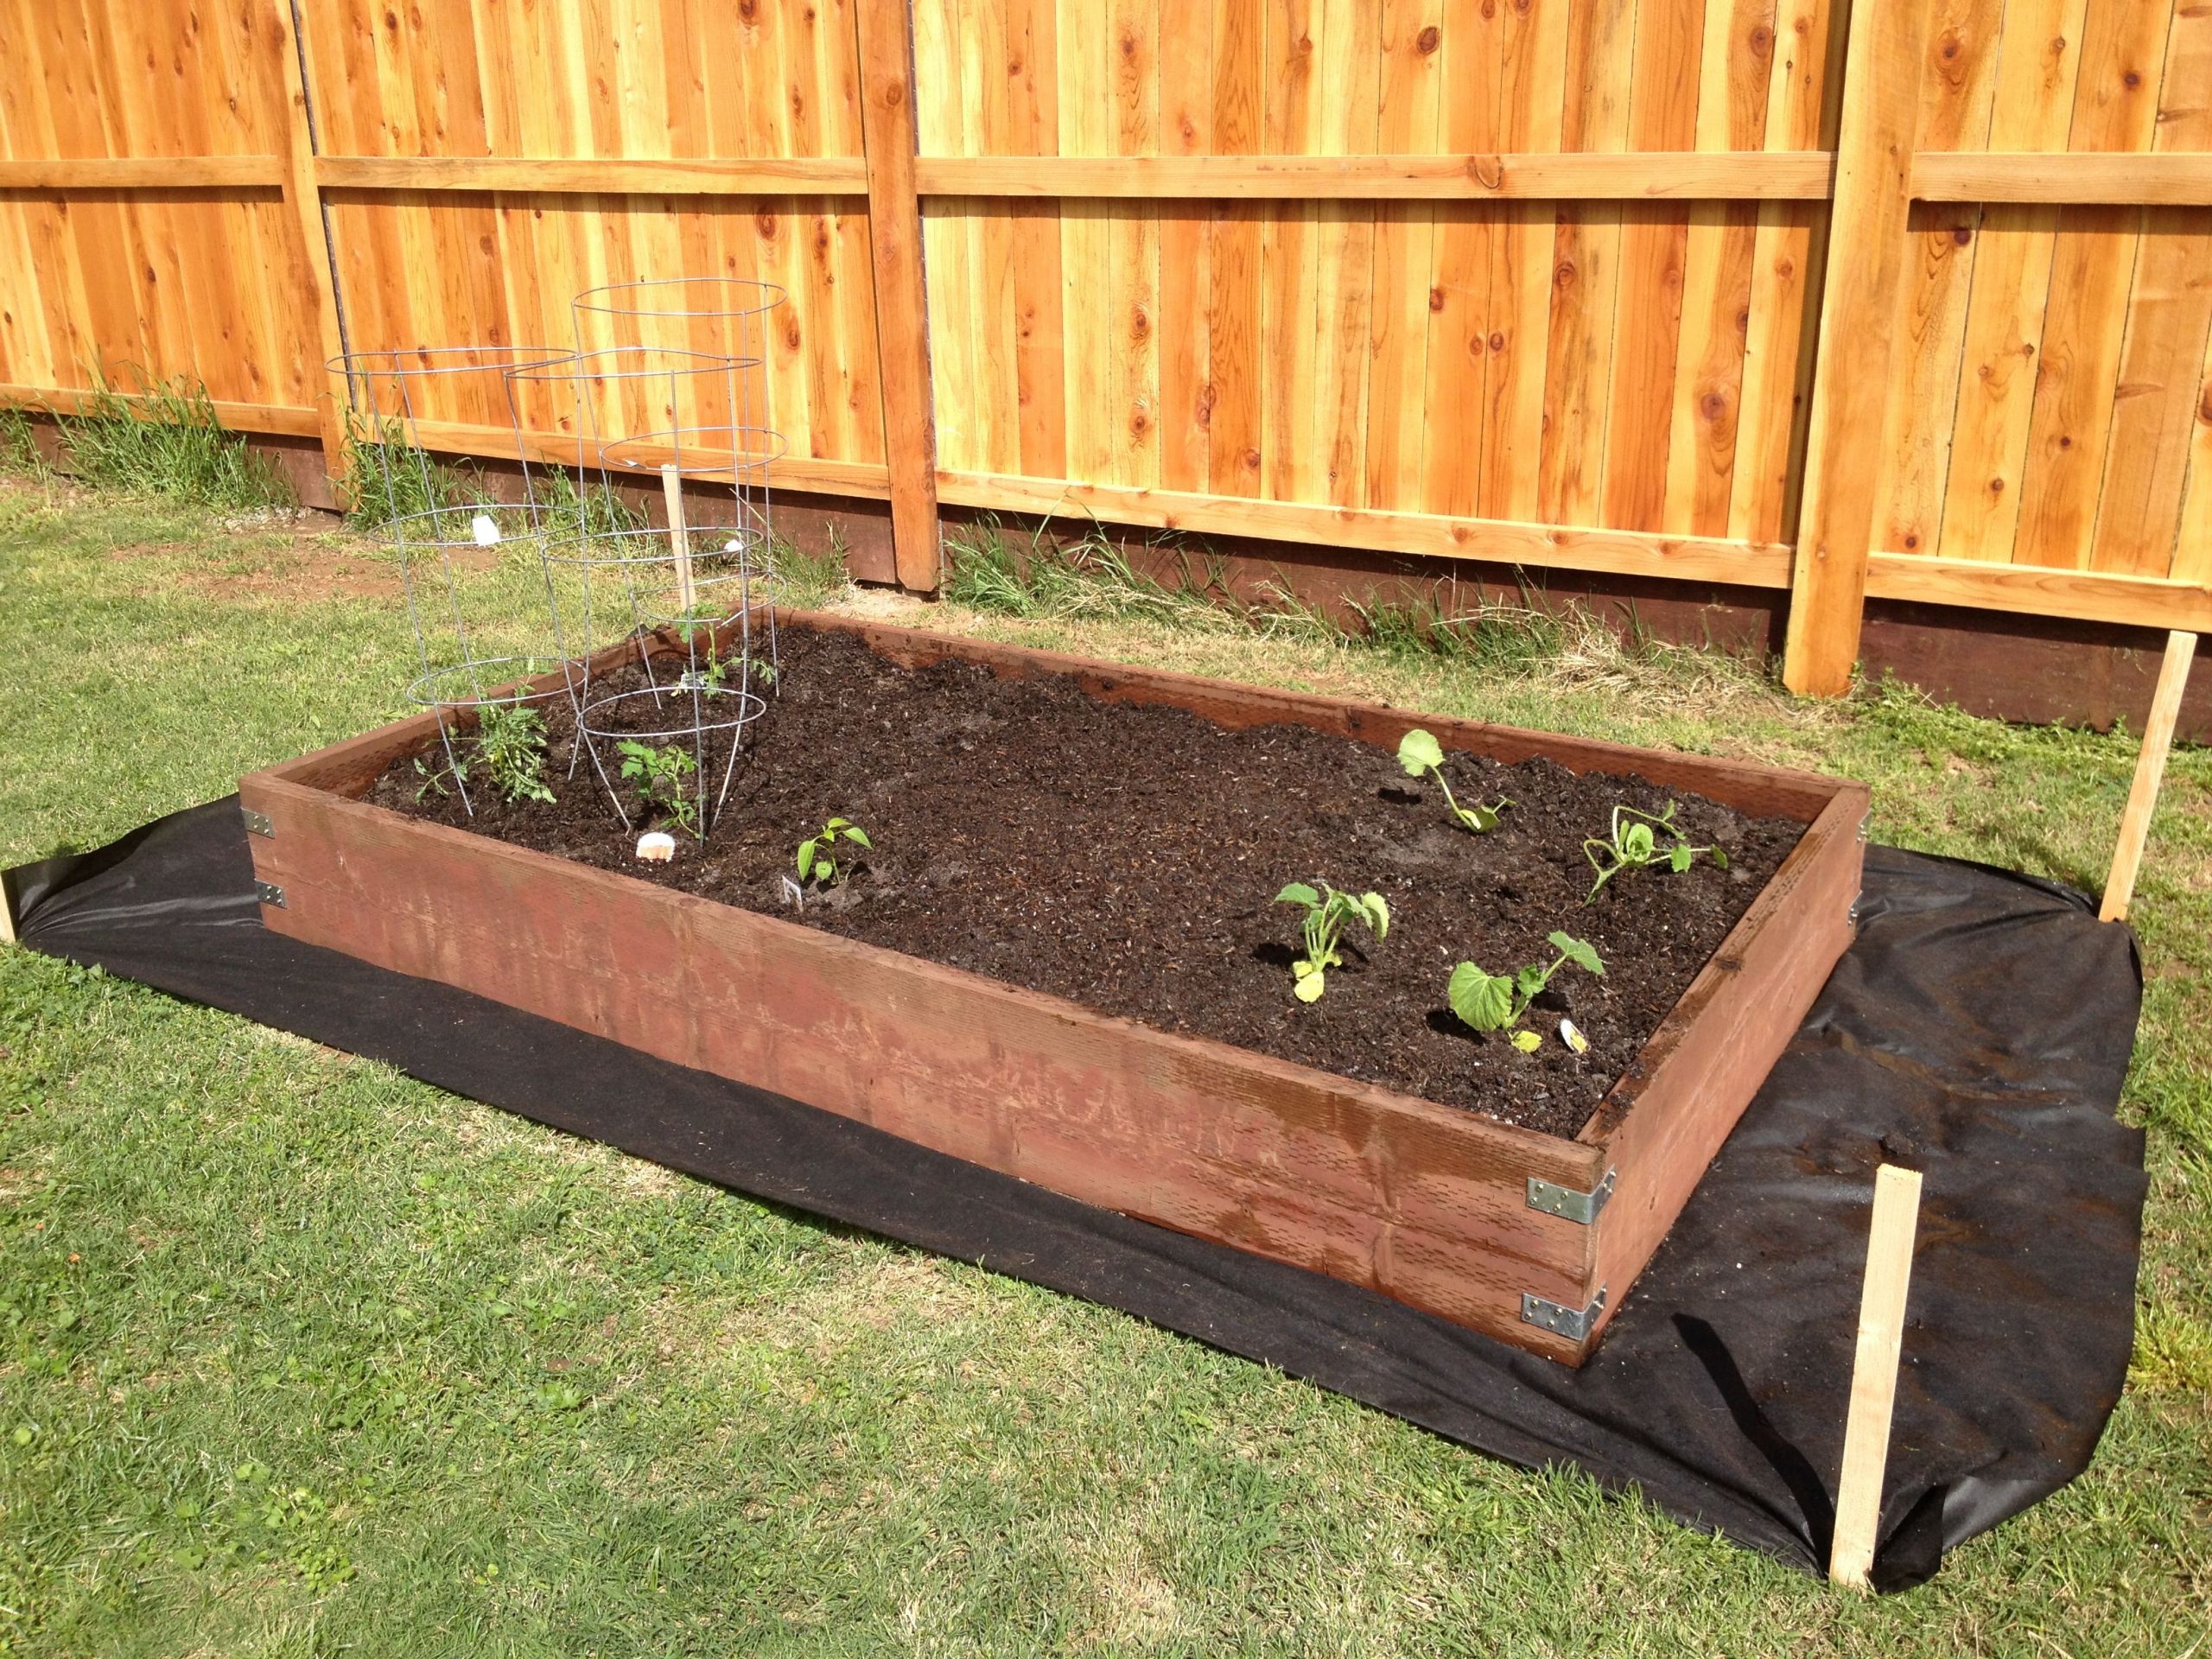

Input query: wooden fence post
[270,0,351,487]
[852,0,941,593]
[1781,0,1930,696]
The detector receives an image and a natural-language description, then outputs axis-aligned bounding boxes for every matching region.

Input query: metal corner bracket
[242,807,274,837]
[1521,1287,1607,1344]
[1527,1167,1616,1224]
[254,880,286,908]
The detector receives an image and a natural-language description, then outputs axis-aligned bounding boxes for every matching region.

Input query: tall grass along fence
[1,0,2209,695]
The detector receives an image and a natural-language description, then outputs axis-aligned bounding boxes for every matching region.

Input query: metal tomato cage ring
[506,281,787,839]
[334,345,579,818]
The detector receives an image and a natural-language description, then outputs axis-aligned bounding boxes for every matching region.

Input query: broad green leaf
[1669,843,1693,874]
[1713,847,1730,869]
[1294,968,1325,1003]
[1624,823,1656,860]
[1510,1029,1543,1054]
[1514,964,1548,999]
[843,827,873,849]
[817,857,836,881]
[1447,963,1516,1032]
[1360,893,1390,939]
[1468,804,1500,833]
[1275,882,1320,908]
[826,817,850,830]
[1548,931,1604,975]
[796,841,817,880]
[1396,728,1445,777]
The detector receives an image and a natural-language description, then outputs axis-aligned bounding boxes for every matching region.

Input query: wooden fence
[1,0,2208,694]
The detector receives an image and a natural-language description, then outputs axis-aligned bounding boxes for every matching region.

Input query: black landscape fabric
[8,798,2147,1592]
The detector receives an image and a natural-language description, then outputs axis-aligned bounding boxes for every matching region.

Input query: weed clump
[60,372,290,510]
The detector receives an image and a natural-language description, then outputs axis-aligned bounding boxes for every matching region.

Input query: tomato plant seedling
[1583,801,1727,902]
[617,739,699,837]
[1274,881,1390,1003]
[1447,931,1605,1052]
[474,703,556,806]
[1396,728,1512,834]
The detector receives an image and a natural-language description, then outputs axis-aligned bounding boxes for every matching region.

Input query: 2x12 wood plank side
[238,615,1861,1364]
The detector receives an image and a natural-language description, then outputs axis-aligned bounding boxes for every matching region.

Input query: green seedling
[1583,801,1728,902]
[474,703,556,806]
[796,817,873,887]
[413,751,465,803]
[1448,931,1605,1053]
[1274,881,1390,1004]
[695,652,777,691]
[617,740,699,837]
[1396,728,1511,833]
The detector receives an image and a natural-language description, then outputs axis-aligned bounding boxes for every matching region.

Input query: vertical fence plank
[1781,0,1930,697]
[855,0,943,590]
[1729,0,1839,548]
[1478,0,1567,523]
[1207,0,1266,497]
[270,0,349,481]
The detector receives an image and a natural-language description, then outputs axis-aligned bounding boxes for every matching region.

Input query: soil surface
[371,626,1806,1138]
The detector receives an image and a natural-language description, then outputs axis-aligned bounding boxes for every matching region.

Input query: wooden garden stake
[2101,630,2197,923]
[1830,1163,1923,1590]
[660,464,696,617]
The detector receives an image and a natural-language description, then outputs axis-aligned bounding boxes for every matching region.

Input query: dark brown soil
[370,626,1805,1138]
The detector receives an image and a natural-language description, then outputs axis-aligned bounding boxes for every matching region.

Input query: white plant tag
[471,512,501,547]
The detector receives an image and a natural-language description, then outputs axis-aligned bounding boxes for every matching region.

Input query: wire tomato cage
[509,277,790,842]
[333,343,578,819]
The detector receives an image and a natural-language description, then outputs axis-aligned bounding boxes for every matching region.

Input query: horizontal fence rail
[1,0,2208,694]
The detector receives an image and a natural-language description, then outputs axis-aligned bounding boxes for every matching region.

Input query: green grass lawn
[2,475,2208,1656]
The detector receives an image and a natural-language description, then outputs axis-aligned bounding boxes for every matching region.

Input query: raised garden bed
[240,613,1868,1363]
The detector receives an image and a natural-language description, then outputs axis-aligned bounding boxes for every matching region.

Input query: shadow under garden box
[238,613,1868,1364]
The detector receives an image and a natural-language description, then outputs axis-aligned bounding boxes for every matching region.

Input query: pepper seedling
[617,739,699,837]
[1583,801,1728,902]
[1395,728,1512,834]
[1274,881,1390,1004]
[1447,931,1605,1052]
[796,817,873,887]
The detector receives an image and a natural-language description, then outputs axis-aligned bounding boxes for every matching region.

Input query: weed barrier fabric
[9,798,2146,1592]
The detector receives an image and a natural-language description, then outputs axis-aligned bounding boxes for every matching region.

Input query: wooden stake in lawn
[660,463,696,617]
[2101,630,2198,924]
[1830,1163,1924,1590]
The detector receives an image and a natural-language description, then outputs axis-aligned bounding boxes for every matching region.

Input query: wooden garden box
[238,613,1867,1363]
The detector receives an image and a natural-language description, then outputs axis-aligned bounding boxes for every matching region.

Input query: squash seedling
[1583,801,1727,902]
[1396,728,1511,833]
[617,739,699,836]
[1448,931,1605,1052]
[796,817,873,887]
[1274,881,1390,1003]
